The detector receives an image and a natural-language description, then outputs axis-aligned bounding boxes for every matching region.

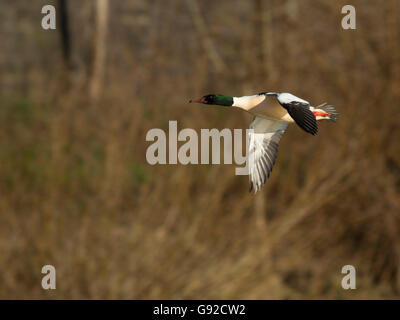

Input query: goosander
[190,92,338,193]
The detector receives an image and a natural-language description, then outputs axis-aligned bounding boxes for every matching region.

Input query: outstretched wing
[248,117,288,193]
[277,93,318,135]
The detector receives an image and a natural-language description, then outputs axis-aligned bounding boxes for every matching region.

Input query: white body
[232,93,329,122]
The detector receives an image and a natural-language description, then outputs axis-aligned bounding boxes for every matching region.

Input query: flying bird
[189,92,338,193]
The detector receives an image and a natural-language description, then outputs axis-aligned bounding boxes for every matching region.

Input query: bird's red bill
[189,97,205,103]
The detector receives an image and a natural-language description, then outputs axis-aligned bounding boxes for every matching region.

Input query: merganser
[189,92,338,193]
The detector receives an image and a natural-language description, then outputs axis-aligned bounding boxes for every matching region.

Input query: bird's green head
[189,94,233,107]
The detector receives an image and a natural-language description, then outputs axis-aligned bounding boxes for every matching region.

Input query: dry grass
[0,0,399,299]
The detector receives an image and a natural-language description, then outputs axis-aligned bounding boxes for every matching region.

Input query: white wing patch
[277,93,309,105]
[248,117,288,193]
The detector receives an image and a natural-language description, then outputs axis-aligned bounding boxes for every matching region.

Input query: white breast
[232,95,266,110]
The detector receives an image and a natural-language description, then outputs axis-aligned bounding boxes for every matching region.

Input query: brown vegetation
[0,0,399,299]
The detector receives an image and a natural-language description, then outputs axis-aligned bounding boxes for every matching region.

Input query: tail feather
[315,103,339,122]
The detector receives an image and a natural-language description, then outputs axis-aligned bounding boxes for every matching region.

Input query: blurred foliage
[0,0,399,299]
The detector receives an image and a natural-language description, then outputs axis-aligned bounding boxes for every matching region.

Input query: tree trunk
[58,0,71,69]
[253,0,274,84]
[90,0,109,101]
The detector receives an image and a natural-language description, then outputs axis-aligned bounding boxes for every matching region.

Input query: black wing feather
[281,102,318,135]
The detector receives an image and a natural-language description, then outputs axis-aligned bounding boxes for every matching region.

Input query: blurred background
[0,0,399,299]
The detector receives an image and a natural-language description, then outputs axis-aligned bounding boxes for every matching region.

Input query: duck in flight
[189,92,338,193]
